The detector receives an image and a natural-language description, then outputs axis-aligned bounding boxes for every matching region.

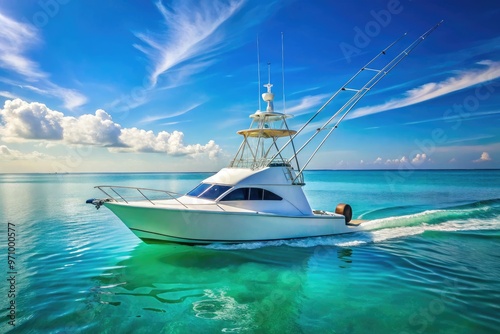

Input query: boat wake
[203,198,500,250]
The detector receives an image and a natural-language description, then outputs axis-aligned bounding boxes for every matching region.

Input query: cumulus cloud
[348,60,500,119]
[473,151,492,163]
[411,153,428,165]
[0,99,221,158]
[62,110,122,146]
[0,99,64,140]
[385,156,409,165]
[116,128,220,158]
[369,154,429,166]
[0,145,51,160]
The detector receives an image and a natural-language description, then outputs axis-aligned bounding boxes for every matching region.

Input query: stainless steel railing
[95,185,189,208]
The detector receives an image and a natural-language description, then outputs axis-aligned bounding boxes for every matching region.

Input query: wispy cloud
[442,134,497,145]
[404,110,500,126]
[0,91,19,99]
[286,93,330,116]
[347,60,500,119]
[0,10,87,110]
[0,12,44,80]
[135,0,245,87]
[138,102,203,124]
[434,142,500,154]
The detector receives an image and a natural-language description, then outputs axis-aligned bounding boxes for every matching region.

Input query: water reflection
[83,243,355,332]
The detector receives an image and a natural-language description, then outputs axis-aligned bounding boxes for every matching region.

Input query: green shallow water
[0,170,499,333]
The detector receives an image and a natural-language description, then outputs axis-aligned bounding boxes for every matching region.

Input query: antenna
[257,37,262,111]
[281,32,286,113]
[267,62,271,84]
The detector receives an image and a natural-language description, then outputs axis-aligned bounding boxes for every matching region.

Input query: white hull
[104,202,362,244]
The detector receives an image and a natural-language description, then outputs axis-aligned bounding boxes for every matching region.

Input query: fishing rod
[270,20,443,184]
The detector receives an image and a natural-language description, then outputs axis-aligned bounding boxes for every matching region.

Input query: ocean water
[0,170,499,333]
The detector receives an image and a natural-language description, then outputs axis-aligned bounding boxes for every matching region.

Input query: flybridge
[230,21,443,185]
[229,68,299,173]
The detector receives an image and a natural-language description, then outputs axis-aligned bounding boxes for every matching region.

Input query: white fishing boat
[87,23,441,244]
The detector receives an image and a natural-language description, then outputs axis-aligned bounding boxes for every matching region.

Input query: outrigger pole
[269,21,443,184]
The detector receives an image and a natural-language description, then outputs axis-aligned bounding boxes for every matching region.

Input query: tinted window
[221,188,249,201]
[187,183,211,197]
[249,188,263,200]
[263,190,282,200]
[220,187,282,201]
[199,185,231,200]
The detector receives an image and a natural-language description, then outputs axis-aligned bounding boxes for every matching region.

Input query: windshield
[199,185,231,200]
[186,183,231,200]
[186,183,211,197]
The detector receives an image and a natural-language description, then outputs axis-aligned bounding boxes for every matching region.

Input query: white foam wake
[203,215,500,250]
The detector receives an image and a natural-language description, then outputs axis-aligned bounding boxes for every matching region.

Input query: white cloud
[348,60,500,119]
[385,156,409,165]
[367,155,429,167]
[285,94,331,116]
[0,144,52,161]
[46,85,88,111]
[411,153,428,165]
[139,102,203,124]
[0,12,43,80]
[0,99,64,140]
[135,0,245,87]
[116,128,221,158]
[404,110,500,126]
[473,151,492,163]
[62,109,122,146]
[0,10,86,109]
[0,99,222,158]
[0,91,19,99]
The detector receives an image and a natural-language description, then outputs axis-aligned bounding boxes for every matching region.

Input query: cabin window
[249,188,263,200]
[263,190,282,200]
[220,188,282,201]
[221,187,248,201]
[198,185,231,200]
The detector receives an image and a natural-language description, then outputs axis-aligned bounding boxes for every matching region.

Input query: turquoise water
[0,170,499,333]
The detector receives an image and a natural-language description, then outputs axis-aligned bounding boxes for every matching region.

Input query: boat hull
[104,202,362,244]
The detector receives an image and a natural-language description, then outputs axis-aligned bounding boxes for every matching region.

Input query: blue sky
[0,0,498,172]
